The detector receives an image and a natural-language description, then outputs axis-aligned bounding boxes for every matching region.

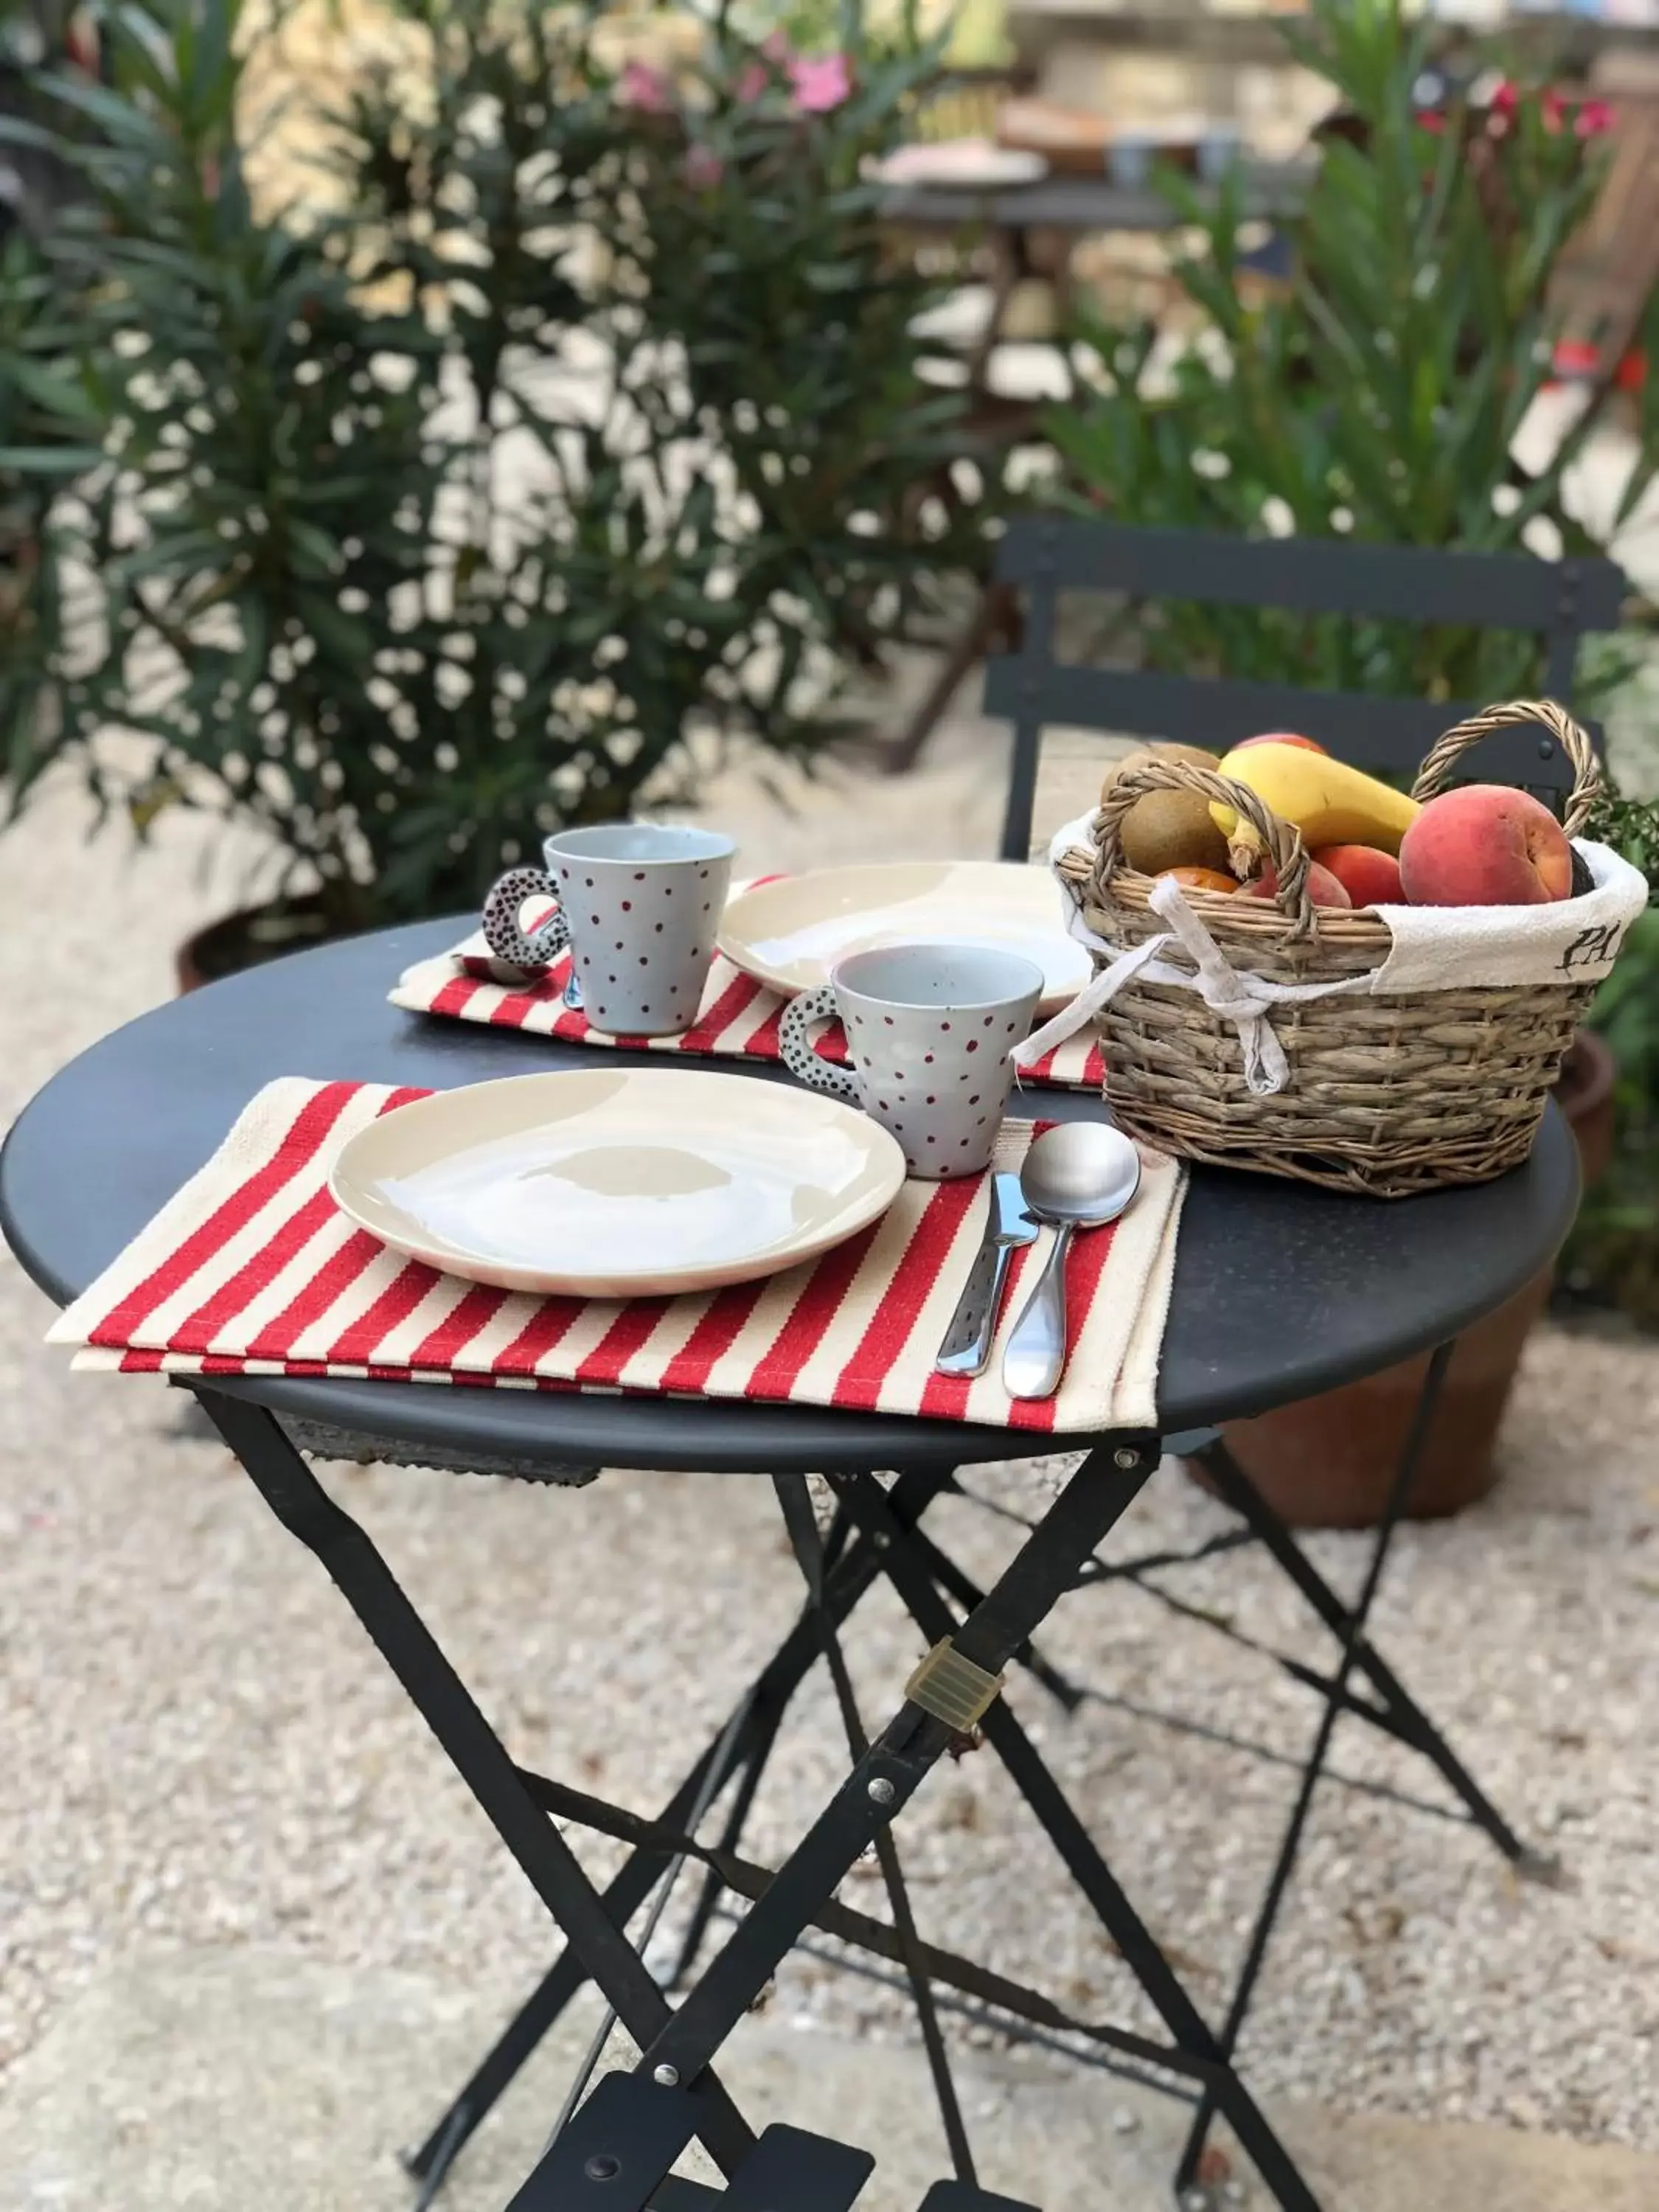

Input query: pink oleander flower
[684,141,726,190]
[619,60,672,113]
[787,51,851,114]
[1534,87,1615,139]
[735,32,793,103]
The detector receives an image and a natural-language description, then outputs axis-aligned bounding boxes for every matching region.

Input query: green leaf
[0,443,105,473]
[4,358,100,421]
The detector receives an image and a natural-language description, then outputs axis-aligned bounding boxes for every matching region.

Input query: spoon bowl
[1019,1121,1143,1230]
[1002,1123,1143,1402]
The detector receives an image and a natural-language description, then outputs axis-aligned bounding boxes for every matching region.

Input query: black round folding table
[0,918,1579,2212]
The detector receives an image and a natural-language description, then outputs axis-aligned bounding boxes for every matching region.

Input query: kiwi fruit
[1099,740,1221,806]
[1120,785,1234,876]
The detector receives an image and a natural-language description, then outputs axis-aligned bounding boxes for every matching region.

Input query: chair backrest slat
[992,516,1627,632]
[984,664,1580,783]
[984,517,1627,860]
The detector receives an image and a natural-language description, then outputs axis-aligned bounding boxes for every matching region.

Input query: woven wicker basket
[1055,700,1604,1198]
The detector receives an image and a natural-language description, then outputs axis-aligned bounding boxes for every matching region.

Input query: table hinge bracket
[904,1638,1005,1731]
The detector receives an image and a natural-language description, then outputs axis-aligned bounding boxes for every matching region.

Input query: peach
[1312,844,1404,907]
[1399,785,1573,907]
[1239,860,1353,910]
[1234,731,1328,756]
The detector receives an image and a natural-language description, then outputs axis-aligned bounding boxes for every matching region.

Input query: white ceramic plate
[875,141,1049,189]
[329,1071,905,1298]
[717,862,1091,1015]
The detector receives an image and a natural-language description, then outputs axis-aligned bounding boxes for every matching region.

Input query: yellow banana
[1210,743,1420,858]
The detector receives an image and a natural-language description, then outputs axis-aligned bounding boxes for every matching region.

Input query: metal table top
[0,916,1579,1472]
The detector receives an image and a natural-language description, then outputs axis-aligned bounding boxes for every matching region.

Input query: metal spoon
[1001,1123,1143,1402]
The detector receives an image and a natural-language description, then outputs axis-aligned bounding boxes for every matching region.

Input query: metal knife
[933,1172,1039,1378]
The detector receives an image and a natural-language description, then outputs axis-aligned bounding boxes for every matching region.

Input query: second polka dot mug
[481,824,737,1037]
[779,942,1046,1179]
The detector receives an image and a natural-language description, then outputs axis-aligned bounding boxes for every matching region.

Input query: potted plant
[1558,798,1659,1332]
[0,0,1004,979]
[1043,0,1659,1522]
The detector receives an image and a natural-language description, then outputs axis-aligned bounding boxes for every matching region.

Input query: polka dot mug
[482,824,737,1037]
[780,942,1045,1180]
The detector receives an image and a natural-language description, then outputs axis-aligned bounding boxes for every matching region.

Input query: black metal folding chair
[984,515,1628,860]
[966,512,1629,2194]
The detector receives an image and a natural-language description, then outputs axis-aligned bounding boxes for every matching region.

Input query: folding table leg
[1186,1427,1546,1874]
[1172,1342,1457,2208]
[350,1450,952,2198]
[664,1503,1088,1994]
[773,1473,978,2188]
[639,1439,1161,2090]
[900,1517,1085,1714]
[830,1475,1324,2212]
[406,1708,761,2198]
[664,1700,787,1993]
[406,1820,696,2202]
[194,1389,758,2178]
[663,1494,863,1997]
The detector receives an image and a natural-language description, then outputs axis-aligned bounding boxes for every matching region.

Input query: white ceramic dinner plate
[717,862,1090,1015]
[875,142,1049,189]
[329,1071,905,1298]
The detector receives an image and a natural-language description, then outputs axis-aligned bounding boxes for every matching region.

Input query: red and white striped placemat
[49,1079,1184,1436]
[388,900,1107,1093]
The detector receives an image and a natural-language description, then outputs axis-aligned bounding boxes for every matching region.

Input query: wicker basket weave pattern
[1057,700,1604,1197]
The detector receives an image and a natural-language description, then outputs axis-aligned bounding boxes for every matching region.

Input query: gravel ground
[3,720,1658,2153]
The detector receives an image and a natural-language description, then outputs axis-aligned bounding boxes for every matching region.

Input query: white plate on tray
[874,142,1049,189]
[329,1070,905,1298]
[717,861,1089,1015]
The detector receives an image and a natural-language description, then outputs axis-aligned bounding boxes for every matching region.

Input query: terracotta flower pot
[175,891,356,993]
[1190,1032,1616,1528]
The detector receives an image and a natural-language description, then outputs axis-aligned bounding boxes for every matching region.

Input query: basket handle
[1412,698,1602,838]
[1091,758,1318,937]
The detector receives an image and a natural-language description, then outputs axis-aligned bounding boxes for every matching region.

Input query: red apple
[1311,844,1404,907]
[1399,785,1573,907]
[1238,860,1353,910]
[1233,731,1328,756]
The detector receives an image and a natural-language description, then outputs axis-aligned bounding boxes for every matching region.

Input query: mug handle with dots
[779,985,860,1105]
[481,867,571,973]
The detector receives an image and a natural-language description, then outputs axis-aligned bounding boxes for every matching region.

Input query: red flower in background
[735,29,790,102]
[1417,79,1618,145]
[787,52,852,114]
[619,60,672,113]
[733,37,852,114]
[683,142,725,190]
[64,10,98,74]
